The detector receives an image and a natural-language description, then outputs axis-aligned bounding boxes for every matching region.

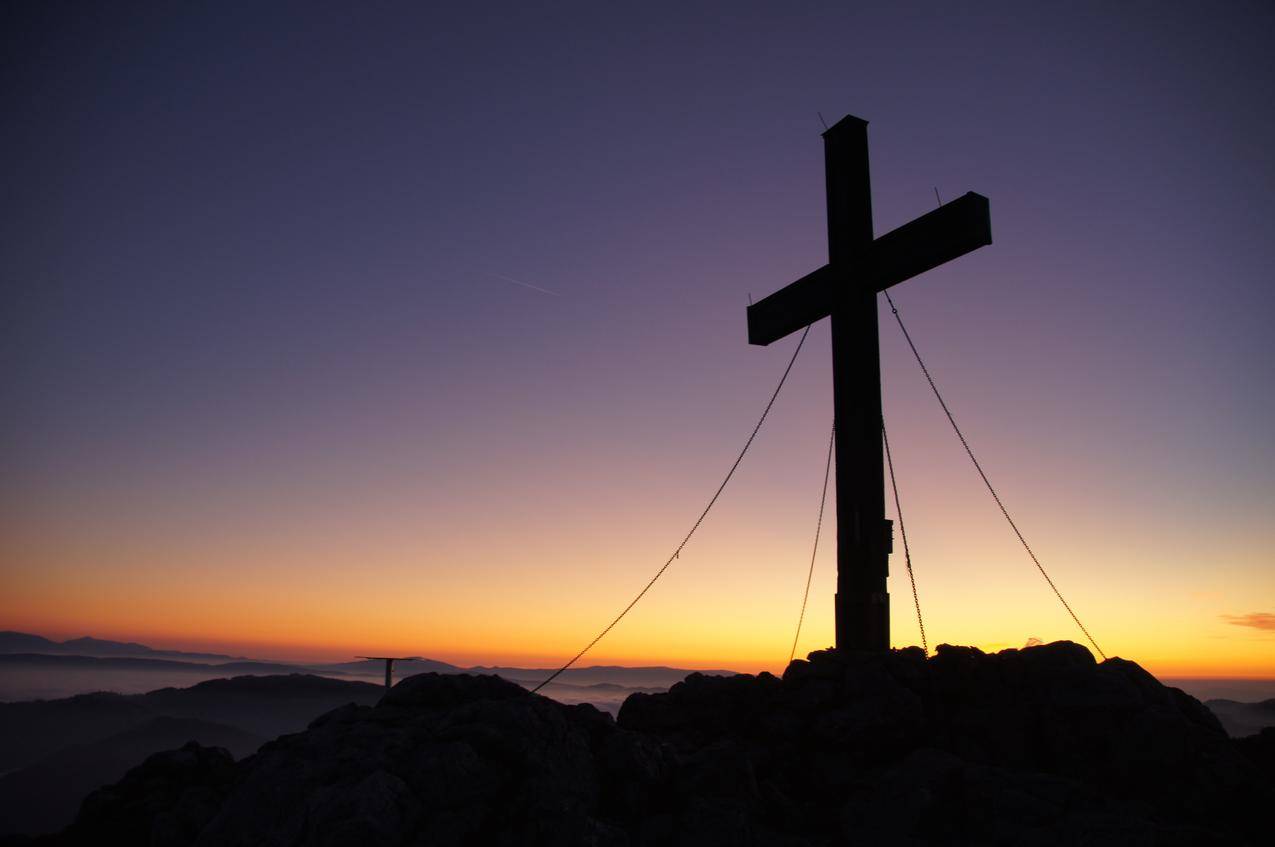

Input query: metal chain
[882,419,928,655]
[532,324,813,693]
[788,421,835,665]
[883,290,1107,661]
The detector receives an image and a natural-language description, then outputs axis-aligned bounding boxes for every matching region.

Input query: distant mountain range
[307,657,464,675]
[469,664,741,688]
[0,630,740,696]
[1207,698,1275,738]
[0,631,243,662]
[0,652,316,675]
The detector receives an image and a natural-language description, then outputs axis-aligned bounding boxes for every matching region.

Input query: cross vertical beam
[744,113,990,655]
[824,117,890,651]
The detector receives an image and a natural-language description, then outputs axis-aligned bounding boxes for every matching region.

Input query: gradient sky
[3,2,1273,676]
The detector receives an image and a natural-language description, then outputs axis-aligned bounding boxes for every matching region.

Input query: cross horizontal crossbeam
[746,192,991,347]
[743,115,991,652]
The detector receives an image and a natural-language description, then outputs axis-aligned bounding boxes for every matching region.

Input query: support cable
[883,290,1106,660]
[532,324,813,693]
[882,419,928,655]
[787,421,835,665]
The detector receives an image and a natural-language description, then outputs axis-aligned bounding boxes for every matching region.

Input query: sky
[3,2,1273,677]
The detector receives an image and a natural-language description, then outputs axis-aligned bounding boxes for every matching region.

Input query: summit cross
[747,114,992,652]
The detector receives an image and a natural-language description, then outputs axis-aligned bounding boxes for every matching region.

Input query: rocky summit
[32,642,1274,846]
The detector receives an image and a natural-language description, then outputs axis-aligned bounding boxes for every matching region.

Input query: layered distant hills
[0,652,316,675]
[0,630,736,704]
[0,673,384,835]
[0,631,244,662]
[0,631,733,835]
[1206,698,1275,738]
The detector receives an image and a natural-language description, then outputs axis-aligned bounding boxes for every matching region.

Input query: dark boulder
[60,742,239,847]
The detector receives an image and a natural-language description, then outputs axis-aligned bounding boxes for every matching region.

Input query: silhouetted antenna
[357,656,421,690]
[817,112,829,131]
[934,187,943,207]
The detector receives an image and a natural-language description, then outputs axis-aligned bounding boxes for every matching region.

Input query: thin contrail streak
[488,272,561,297]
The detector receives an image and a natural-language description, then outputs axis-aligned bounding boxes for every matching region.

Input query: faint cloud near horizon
[1220,612,1275,632]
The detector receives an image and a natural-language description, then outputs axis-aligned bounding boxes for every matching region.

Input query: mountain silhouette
[0,631,740,704]
[305,658,464,676]
[0,654,312,675]
[0,716,263,835]
[0,674,383,772]
[469,664,739,688]
[0,632,241,662]
[30,642,1275,846]
[0,674,383,836]
[1206,698,1275,738]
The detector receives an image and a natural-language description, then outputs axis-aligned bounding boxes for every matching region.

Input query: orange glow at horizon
[4,455,1272,679]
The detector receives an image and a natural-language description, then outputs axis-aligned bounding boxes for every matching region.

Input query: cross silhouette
[747,114,992,651]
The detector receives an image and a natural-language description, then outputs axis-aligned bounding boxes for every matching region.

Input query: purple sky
[3,2,1273,672]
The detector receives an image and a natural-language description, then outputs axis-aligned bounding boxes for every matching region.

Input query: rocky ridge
[34,642,1275,846]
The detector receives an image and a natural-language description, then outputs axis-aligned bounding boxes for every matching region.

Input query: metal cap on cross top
[746,114,991,652]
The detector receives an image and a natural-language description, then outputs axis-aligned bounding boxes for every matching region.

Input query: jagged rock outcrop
[39,643,1274,846]
[0,716,262,836]
[58,741,240,846]
[0,674,385,838]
